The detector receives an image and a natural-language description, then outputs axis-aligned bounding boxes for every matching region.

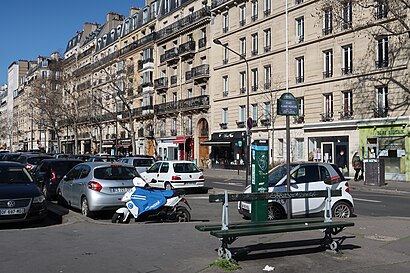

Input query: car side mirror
[63,175,68,181]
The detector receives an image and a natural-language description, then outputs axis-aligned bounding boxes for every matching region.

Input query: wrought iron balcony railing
[320,112,334,122]
[339,110,354,120]
[179,40,196,56]
[154,77,168,90]
[198,37,207,49]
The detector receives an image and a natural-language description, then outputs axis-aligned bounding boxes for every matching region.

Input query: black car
[0,162,47,223]
[16,154,53,172]
[32,159,83,200]
[1,153,23,162]
[68,154,90,162]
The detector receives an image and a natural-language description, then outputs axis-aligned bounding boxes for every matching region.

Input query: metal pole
[285,0,292,219]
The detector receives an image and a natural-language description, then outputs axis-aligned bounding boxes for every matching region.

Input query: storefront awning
[173,136,190,144]
[200,141,231,146]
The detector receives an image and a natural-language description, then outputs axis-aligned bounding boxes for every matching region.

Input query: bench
[195,188,354,259]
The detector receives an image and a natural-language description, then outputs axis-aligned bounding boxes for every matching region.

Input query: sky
[0,0,145,85]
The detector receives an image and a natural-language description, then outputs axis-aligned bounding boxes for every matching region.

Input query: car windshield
[5,155,21,161]
[133,158,154,167]
[268,164,298,186]
[173,163,200,173]
[52,162,81,176]
[27,157,50,165]
[0,166,33,183]
[94,166,139,180]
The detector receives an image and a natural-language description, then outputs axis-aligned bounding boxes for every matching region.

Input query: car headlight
[33,195,46,204]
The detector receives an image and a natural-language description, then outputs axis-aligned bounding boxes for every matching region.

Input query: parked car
[68,154,91,162]
[0,162,47,223]
[52,153,70,159]
[56,162,139,218]
[16,154,53,172]
[87,156,117,162]
[238,162,354,220]
[117,156,155,174]
[32,159,83,200]
[140,160,205,190]
[1,153,23,162]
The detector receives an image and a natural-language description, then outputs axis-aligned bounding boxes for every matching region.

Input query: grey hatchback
[56,162,139,218]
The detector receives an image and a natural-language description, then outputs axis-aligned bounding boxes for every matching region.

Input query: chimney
[130,7,140,17]
[51,52,60,60]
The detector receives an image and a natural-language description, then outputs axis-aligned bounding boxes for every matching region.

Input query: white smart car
[238,162,354,219]
[140,160,205,190]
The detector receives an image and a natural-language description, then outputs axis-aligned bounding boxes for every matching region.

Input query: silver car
[56,162,139,218]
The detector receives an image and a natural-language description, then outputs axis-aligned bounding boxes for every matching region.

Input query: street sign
[247,117,253,129]
[277,93,299,116]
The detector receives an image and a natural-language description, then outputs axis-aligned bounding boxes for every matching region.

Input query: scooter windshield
[130,188,174,217]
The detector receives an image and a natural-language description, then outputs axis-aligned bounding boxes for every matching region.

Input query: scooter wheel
[112,212,130,224]
[175,207,191,222]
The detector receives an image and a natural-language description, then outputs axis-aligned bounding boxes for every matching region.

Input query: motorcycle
[112,177,192,224]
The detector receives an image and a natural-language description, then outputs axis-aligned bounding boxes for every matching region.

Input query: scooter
[112,177,192,224]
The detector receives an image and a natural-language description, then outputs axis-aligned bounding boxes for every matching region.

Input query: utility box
[363,158,385,186]
[251,139,269,222]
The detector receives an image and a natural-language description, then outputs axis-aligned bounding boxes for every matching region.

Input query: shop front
[116,139,132,156]
[102,140,115,155]
[359,120,409,181]
[157,139,178,160]
[173,136,193,161]
[201,131,246,170]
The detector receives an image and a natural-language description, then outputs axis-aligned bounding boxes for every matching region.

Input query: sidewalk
[203,168,410,193]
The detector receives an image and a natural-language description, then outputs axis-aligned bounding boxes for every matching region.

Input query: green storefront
[358,119,410,181]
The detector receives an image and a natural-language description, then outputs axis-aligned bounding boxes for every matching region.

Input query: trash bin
[363,158,385,186]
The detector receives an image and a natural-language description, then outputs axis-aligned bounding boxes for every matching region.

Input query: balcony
[179,40,196,58]
[323,71,333,79]
[251,50,258,56]
[198,37,207,49]
[339,110,354,120]
[341,67,353,75]
[296,76,304,84]
[236,121,245,128]
[155,101,179,115]
[374,108,388,118]
[376,59,389,69]
[154,77,169,91]
[320,112,334,122]
[264,9,271,16]
[341,21,352,30]
[170,75,178,85]
[251,14,258,22]
[160,48,179,63]
[142,105,154,116]
[155,95,210,115]
[190,64,210,81]
[219,123,227,129]
[240,87,246,94]
[141,81,153,88]
[264,82,271,90]
[170,129,177,136]
[239,19,246,27]
[293,115,305,124]
[251,85,258,92]
[211,0,245,9]
[322,27,332,35]
[264,45,271,53]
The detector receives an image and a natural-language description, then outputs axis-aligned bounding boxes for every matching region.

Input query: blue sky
[0,0,144,85]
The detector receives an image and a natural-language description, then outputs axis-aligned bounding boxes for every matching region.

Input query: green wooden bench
[195,189,354,259]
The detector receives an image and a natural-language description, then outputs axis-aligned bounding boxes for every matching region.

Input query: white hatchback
[238,162,354,219]
[140,160,205,190]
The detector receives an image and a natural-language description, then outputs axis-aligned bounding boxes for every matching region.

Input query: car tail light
[171,176,182,180]
[199,175,204,179]
[25,164,33,170]
[345,182,350,193]
[88,181,102,192]
[51,171,57,183]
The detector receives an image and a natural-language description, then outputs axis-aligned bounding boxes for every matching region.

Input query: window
[252,104,258,124]
[239,5,246,26]
[293,166,320,184]
[376,36,388,68]
[295,139,304,160]
[187,88,193,98]
[223,13,229,33]
[251,33,258,56]
[376,86,388,117]
[223,76,229,96]
[323,8,332,35]
[264,65,271,89]
[323,50,333,78]
[264,29,271,52]
[173,92,177,102]
[222,108,228,124]
[223,43,228,64]
[375,0,388,19]
[239,105,246,122]
[278,139,284,157]
[322,93,333,121]
[251,0,258,21]
[264,0,271,16]
[160,162,169,173]
[297,97,304,116]
[341,0,352,29]
[240,71,246,94]
[341,90,353,119]
[342,44,353,75]
[296,17,304,42]
[200,85,206,95]
[296,57,304,83]
[172,118,177,133]
[263,102,271,121]
[240,38,246,58]
[251,68,258,91]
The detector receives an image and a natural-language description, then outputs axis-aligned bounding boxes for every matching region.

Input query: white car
[140,160,205,190]
[238,162,354,219]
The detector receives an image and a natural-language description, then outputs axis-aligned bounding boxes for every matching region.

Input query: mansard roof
[65,32,83,53]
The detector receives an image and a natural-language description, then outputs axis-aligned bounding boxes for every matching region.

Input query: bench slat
[210,221,355,238]
[209,190,342,203]
[195,218,326,232]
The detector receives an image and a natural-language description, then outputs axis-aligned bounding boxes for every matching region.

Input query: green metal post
[251,139,269,222]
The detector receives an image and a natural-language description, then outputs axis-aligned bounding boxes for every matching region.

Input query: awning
[200,141,231,146]
[173,136,191,144]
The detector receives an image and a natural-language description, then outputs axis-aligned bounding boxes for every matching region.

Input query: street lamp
[213,38,250,186]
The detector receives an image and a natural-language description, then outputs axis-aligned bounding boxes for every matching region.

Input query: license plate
[0,208,25,215]
[241,202,251,211]
[111,187,130,193]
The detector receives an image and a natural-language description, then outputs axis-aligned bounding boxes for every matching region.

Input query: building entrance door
[321,142,334,163]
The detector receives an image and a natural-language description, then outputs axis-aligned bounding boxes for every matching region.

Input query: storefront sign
[375,129,406,136]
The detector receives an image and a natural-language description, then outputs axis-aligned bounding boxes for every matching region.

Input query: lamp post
[213,38,250,186]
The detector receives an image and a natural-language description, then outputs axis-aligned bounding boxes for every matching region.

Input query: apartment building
[0,84,7,149]
[210,0,410,179]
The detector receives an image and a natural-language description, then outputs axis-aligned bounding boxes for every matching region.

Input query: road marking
[354,198,382,203]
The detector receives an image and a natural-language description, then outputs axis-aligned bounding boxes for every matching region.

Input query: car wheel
[332,201,352,218]
[175,206,191,222]
[81,197,94,218]
[268,203,286,220]
[164,182,172,190]
[111,212,130,224]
